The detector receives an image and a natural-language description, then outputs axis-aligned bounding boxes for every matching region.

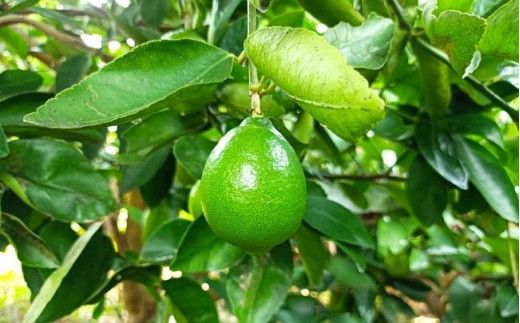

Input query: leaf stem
[247,1,262,116]
[386,0,519,125]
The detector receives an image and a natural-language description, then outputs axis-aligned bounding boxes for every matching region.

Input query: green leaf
[0,93,104,143]
[497,60,519,88]
[295,0,364,27]
[23,223,110,323]
[24,40,233,128]
[449,277,484,322]
[55,55,92,92]
[495,283,519,318]
[478,0,519,60]
[472,0,509,17]
[415,119,468,189]
[227,242,293,323]
[0,139,116,222]
[171,216,244,272]
[430,11,486,75]
[141,0,171,28]
[293,224,327,286]
[141,219,191,264]
[220,16,247,55]
[445,113,504,148]
[0,126,8,158]
[173,135,216,180]
[163,277,219,323]
[29,6,83,29]
[120,144,171,194]
[336,242,366,271]
[0,27,29,57]
[328,256,376,289]
[324,13,396,70]
[304,196,373,248]
[244,27,385,142]
[0,213,59,268]
[140,152,175,207]
[0,0,39,15]
[208,0,243,44]
[452,135,519,222]
[0,70,42,96]
[406,156,448,226]
[218,82,287,118]
[120,109,206,163]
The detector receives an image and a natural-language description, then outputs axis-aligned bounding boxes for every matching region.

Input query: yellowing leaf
[244,27,385,142]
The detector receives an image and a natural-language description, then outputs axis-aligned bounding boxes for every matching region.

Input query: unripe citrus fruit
[200,117,306,254]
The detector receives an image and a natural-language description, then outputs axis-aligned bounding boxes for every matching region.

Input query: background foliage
[0,0,518,322]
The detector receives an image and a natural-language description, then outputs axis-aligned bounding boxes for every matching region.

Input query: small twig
[247,1,261,117]
[386,0,519,125]
[307,173,406,182]
[0,14,113,62]
[259,82,276,96]
[28,50,59,70]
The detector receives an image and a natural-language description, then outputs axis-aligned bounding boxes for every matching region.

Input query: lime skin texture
[200,117,307,255]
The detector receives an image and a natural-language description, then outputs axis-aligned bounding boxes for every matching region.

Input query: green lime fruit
[200,117,307,254]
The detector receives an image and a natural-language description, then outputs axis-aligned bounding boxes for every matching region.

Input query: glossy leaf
[0,213,59,268]
[140,151,175,207]
[444,113,504,148]
[141,219,191,264]
[120,144,171,194]
[0,93,104,143]
[163,277,219,323]
[208,0,243,44]
[452,135,519,222]
[0,70,42,96]
[244,27,385,142]
[430,11,486,75]
[0,139,116,222]
[171,216,244,272]
[377,216,409,257]
[227,242,293,323]
[478,0,519,60]
[304,196,373,248]
[495,283,519,318]
[328,256,376,289]
[448,276,484,322]
[415,119,468,189]
[324,13,396,70]
[23,223,107,323]
[296,0,364,27]
[55,55,92,92]
[120,109,206,163]
[24,40,233,128]
[406,156,448,226]
[294,224,327,286]
[173,135,216,179]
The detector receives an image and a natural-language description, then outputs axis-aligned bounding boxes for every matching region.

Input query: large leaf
[415,119,468,189]
[0,93,104,143]
[293,224,327,286]
[444,113,504,148]
[24,40,233,128]
[478,0,519,60]
[304,195,373,248]
[173,135,216,179]
[23,223,113,323]
[430,11,486,75]
[227,242,293,323]
[244,27,384,142]
[163,277,219,323]
[0,139,116,222]
[0,213,59,268]
[452,135,519,222]
[0,70,42,96]
[406,156,448,226]
[324,13,396,70]
[171,216,244,272]
[141,219,191,264]
[0,27,29,58]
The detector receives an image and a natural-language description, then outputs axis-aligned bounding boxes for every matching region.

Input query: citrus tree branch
[0,14,112,62]
[386,0,519,125]
[247,1,261,116]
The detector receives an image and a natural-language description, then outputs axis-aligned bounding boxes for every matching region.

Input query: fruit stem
[247,0,262,117]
